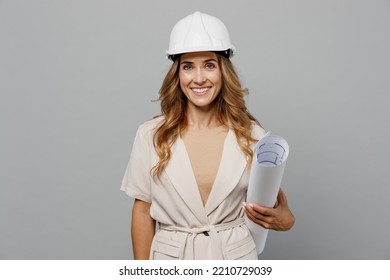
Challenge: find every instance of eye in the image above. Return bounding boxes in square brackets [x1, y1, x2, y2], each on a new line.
[205, 63, 216, 70]
[182, 64, 192, 70]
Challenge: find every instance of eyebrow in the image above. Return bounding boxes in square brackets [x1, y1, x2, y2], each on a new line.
[180, 58, 218, 65]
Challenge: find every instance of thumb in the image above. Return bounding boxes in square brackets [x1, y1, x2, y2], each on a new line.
[277, 188, 288, 207]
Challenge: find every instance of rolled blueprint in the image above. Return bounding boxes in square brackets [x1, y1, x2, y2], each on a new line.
[245, 133, 290, 254]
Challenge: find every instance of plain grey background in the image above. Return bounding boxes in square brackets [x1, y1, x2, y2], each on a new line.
[1, 0, 389, 260]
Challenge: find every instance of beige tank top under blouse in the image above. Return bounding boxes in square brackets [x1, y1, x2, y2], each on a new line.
[181, 125, 229, 206]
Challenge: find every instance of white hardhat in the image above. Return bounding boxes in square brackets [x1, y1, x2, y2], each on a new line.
[166, 11, 236, 60]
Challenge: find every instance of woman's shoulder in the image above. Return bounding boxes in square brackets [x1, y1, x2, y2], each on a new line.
[251, 121, 266, 140]
[137, 115, 165, 139]
[139, 115, 165, 130]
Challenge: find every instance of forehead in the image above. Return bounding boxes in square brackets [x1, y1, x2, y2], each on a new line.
[180, 51, 218, 62]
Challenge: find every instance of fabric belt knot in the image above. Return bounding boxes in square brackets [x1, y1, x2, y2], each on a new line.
[159, 217, 245, 259]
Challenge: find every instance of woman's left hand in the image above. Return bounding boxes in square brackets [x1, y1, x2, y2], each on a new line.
[243, 188, 295, 231]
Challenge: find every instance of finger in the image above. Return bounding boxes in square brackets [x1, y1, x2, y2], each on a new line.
[245, 209, 271, 229]
[244, 203, 268, 220]
[251, 203, 275, 216]
[244, 204, 274, 223]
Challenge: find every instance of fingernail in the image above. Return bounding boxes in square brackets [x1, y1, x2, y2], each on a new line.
[242, 202, 247, 207]
[248, 203, 254, 208]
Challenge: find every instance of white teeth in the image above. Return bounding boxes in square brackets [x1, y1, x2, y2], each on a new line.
[192, 87, 209, 93]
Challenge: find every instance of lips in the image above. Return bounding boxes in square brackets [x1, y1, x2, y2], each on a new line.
[191, 87, 211, 96]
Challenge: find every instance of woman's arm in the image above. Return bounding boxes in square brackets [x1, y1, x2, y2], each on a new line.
[131, 199, 156, 259]
[244, 188, 295, 231]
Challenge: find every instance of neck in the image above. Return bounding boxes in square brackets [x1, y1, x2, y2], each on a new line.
[185, 104, 222, 130]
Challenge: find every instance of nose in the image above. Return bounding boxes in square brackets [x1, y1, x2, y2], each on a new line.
[193, 68, 206, 85]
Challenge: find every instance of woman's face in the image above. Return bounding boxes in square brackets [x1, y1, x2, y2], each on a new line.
[179, 51, 222, 111]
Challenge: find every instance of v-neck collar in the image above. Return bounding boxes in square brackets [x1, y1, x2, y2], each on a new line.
[164, 128, 248, 221]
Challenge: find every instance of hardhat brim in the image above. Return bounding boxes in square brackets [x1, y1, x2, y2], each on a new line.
[166, 48, 235, 61]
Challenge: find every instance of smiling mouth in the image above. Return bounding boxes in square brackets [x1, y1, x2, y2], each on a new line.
[191, 87, 211, 95]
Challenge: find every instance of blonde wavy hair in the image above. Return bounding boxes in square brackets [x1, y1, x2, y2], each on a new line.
[152, 53, 261, 178]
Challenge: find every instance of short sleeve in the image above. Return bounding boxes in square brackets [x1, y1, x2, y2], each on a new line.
[120, 125, 152, 203]
[251, 122, 266, 141]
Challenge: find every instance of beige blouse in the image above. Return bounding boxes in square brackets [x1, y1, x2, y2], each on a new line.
[182, 126, 229, 206]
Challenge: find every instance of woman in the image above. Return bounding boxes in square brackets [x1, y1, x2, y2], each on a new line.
[121, 11, 295, 260]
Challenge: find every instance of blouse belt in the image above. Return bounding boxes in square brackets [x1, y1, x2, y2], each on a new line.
[159, 217, 245, 259]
